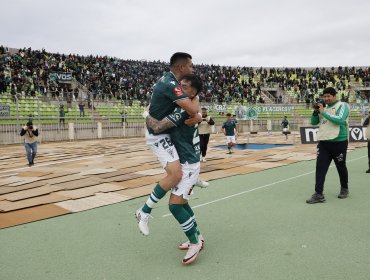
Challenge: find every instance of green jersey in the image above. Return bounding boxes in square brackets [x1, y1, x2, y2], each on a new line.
[222, 120, 237, 136]
[148, 72, 189, 134]
[166, 107, 200, 164]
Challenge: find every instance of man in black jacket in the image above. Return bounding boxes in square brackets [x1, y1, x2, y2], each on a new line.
[364, 111, 370, 173]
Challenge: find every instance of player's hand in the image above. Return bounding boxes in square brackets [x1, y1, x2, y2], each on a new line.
[185, 113, 202, 127]
[318, 104, 324, 113]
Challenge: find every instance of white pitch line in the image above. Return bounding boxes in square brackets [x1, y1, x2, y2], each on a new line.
[162, 155, 367, 218]
[0, 155, 105, 174]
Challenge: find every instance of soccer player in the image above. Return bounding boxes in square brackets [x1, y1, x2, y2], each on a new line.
[135, 53, 201, 236]
[146, 74, 205, 265]
[222, 113, 238, 154]
[281, 115, 289, 140]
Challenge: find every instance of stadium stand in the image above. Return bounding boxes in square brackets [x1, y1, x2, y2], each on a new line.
[0, 46, 369, 125]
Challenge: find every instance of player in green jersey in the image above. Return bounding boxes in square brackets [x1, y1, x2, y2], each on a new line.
[136, 53, 202, 236]
[145, 74, 205, 265]
[222, 113, 238, 154]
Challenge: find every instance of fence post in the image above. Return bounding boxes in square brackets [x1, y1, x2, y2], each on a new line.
[97, 122, 102, 138]
[267, 119, 272, 134]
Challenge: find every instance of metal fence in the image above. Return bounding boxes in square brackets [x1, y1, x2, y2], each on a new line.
[1, 97, 368, 145]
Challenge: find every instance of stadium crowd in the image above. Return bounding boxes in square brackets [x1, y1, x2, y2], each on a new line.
[1, 46, 370, 105]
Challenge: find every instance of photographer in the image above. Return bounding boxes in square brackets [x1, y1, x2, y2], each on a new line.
[198, 108, 215, 162]
[306, 87, 350, 204]
[363, 111, 370, 173]
[20, 121, 39, 166]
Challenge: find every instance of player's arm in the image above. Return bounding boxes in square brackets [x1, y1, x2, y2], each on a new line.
[145, 115, 175, 134]
[222, 124, 226, 135]
[20, 126, 27, 136]
[176, 96, 199, 116]
[311, 111, 320, 125]
[208, 117, 215, 125]
[234, 123, 238, 137]
[321, 103, 349, 125]
[184, 106, 202, 126]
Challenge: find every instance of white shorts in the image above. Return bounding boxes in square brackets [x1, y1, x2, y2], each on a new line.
[171, 162, 200, 200]
[146, 130, 179, 169]
[283, 127, 289, 132]
[226, 136, 236, 144]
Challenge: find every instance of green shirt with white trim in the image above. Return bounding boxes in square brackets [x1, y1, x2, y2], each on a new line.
[166, 107, 200, 164]
[148, 72, 189, 134]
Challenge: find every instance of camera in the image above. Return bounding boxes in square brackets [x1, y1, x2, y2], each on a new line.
[313, 100, 326, 110]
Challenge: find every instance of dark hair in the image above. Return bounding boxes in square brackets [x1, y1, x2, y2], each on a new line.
[170, 52, 192, 67]
[323, 87, 337, 96]
[201, 107, 207, 111]
[182, 74, 203, 94]
[226, 113, 232, 117]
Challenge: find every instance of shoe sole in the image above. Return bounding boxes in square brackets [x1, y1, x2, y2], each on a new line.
[182, 251, 201, 265]
[179, 240, 205, 250]
[306, 199, 326, 204]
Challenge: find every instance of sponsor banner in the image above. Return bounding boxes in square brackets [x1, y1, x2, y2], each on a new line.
[349, 103, 369, 117]
[300, 126, 368, 144]
[0, 104, 10, 117]
[49, 72, 72, 82]
[202, 104, 228, 113]
[235, 105, 295, 120]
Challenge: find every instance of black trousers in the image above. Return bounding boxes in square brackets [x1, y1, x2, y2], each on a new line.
[199, 134, 210, 157]
[368, 141, 370, 168]
[315, 140, 348, 194]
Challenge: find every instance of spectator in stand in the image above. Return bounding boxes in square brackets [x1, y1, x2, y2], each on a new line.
[78, 101, 85, 117]
[2, 46, 370, 105]
[59, 105, 66, 126]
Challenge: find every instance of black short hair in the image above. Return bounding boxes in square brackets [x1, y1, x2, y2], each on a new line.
[182, 74, 203, 94]
[226, 113, 232, 117]
[201, 107, 207, 111]
[323, 87, 337, 96]
[170, 52, 192, 67]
